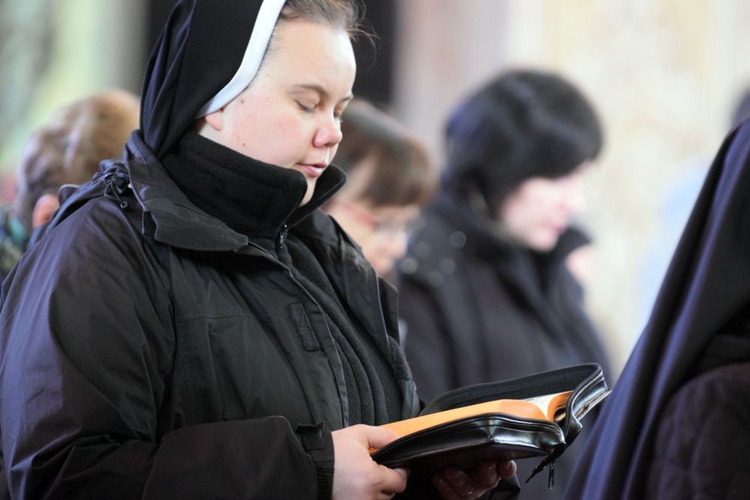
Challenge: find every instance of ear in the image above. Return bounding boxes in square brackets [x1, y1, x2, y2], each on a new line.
[32, 193, 60, 228]
[202, 108, 226, 132]
[195, 107, 228, 140]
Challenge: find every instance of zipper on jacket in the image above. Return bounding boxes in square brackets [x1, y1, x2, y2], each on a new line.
[277, 224, 292, 266]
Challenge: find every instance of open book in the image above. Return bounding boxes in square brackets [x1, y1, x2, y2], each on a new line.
[373, 390, 573, 447]
[371, 363, 609, 485]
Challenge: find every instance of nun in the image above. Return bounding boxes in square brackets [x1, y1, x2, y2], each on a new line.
[0, 1, 515, 498]
[566, 121, 750, 499]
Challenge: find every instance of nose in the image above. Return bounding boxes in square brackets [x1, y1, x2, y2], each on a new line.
[313, 114, 343, 149]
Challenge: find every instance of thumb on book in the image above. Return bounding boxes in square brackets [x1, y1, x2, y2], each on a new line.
[361, 424, 401, 450]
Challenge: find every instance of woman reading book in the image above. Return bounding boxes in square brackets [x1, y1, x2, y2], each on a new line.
[0, 1, 517, 498]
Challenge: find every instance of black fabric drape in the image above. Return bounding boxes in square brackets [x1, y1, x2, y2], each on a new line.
[140, 0, 263, 158]
[566, 121, 750, 499]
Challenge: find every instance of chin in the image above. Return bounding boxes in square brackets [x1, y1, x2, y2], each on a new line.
[373, 262, 393, 277]
[530, 237, 558, 252]
[299, 189, 314, 206]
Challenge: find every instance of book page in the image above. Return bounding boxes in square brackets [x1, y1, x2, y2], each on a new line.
[525, 390, 573, 422]
[375, 390, 574, 447]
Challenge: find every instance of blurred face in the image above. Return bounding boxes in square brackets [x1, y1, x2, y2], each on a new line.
[200, 19, 356, 205]
[498, 163, 589, 251]
[327, 197, 420, 277]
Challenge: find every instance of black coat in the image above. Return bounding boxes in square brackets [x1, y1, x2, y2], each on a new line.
[566, 122, 750, 499]
[0, 132, 420, 499]
[397, 192, 612, 499]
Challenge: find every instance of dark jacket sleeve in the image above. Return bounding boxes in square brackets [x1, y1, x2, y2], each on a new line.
[0, 205, 322, 499]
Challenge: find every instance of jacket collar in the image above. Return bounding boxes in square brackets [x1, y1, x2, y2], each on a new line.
[125, 131, 345, 251]
[431, 190, 576, 271]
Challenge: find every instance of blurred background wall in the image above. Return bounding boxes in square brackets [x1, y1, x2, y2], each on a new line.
[2, 0, 750, 374]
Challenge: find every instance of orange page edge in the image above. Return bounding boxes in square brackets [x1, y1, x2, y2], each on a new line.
[370, 391, 572, 454]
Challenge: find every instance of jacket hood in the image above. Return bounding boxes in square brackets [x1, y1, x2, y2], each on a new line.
[409, 191, 583, 280]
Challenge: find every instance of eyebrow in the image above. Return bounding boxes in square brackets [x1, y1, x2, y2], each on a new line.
[290, 83, 353, 104]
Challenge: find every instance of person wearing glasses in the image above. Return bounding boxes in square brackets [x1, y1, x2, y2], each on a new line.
[324, 98, 438, 281]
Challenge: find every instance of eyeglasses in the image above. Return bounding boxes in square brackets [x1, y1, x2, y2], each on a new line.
[328, 199, 418, 237]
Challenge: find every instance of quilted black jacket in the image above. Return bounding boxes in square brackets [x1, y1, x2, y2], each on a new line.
[646, 362, 750, 498]
[0, 132, 420, 499]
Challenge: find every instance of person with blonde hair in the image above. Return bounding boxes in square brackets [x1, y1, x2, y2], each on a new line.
[0, 89, 139, 279]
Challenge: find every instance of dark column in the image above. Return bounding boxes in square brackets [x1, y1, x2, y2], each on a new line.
[353, 0, 395, 108]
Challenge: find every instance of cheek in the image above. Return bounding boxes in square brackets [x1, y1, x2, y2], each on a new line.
[227, 109, 267, 155]
[501, 198, 531, 229]
[233, 116, 302, 166]
[524, 191, 560, 222]
[270, 119, 310, 163]
[503, 199, 545, 243]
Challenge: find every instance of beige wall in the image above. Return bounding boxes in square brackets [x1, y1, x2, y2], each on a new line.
[0, 0, 146, 191]
[393, 0, 750, 373]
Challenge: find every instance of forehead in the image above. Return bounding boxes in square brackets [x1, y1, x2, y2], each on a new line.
[262, 18, 356, 79]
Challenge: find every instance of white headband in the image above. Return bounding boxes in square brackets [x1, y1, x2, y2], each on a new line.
[196, 0, 286, 117]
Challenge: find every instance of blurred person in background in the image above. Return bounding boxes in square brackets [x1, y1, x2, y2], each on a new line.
[0, 89, 139, 280]
[567, 116, 750, 500]
[324, 98, 438, 281]
[396, 68, 613, 499]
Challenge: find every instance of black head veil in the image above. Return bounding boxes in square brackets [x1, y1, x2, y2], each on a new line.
[566, 121, 750, 498]
[140, 0, 284, 159]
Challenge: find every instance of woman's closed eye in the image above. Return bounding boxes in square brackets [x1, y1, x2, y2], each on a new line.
[334, 105, 347, 121]
[296, 100, 316, 113]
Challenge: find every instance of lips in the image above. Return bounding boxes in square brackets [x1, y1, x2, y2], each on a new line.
[298, 163, 327, 179]
[549, 219, 569, 234]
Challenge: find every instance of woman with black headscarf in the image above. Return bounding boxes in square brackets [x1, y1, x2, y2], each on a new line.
[396, 69, 613, 499]
[0, 1, 516, 498]
[565, 121, 750, 498]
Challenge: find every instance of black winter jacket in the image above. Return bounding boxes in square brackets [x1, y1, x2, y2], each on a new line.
[397, 192, 612, 499]
[0, 132, 420, 499]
